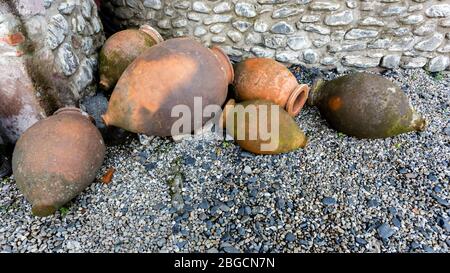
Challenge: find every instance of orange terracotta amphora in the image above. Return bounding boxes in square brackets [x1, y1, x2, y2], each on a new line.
[102, 37, 234, 136]
[233, 58, 309, 116]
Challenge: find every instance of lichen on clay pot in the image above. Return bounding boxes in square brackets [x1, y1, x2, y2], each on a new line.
[233, 58, 309, 117]
[308, 72, 427, 139]
[99, 25, 164, 91]
[12, 107, 105, 217]
[221, 99, 307, 155]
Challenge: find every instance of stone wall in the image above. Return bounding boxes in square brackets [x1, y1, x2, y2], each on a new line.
[102, 0, 450, 72]
[0, 0, 104, 143]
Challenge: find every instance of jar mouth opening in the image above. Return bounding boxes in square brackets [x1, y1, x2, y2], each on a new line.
[286, 84, 310, 117]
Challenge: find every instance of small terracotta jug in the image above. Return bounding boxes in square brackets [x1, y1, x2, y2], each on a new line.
[12, 107, 105, 217]
[233, 58, 309, 117]
[102, 37, 234, 137]
[99, 25, 164, 91]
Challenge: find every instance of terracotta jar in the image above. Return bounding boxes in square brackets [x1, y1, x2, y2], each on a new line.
[12, 107, 105, 217]
[221, 99, 307, 155]
[99, 25, 164, 91]
[102, 37, 234, 137]
[308, 72, 427, 139]
[233, 58, 309, 117]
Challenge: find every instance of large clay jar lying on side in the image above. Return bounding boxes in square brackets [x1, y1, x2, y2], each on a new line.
[308, 72, 427, 139]
[102, 37, 234, 137]
[99, 25, 164, 91]
[12, 107, 105, 217]
[221, 99, 307, 155]
[233, 58, 309, 117]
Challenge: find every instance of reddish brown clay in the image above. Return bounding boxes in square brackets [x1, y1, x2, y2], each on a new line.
[99, 25, 164, 91]
[233, 58, 309, 117]
[102, 37, 234, 136]
[12, 107, 105, 217]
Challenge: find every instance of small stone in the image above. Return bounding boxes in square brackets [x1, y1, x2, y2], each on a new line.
[427, 55, 450, 72]
[143, 0, 162, 10]
[157, 19, 171, 29]
[56, 43, 79, 76]
[303, 49, 318, 64]
[58, 1, 76, 15]
[345, 29, 379, 40]
[414, 22, 436, 36]
[400, 57, 427, 68]
[321, 57, 336, 65]
[172, 18, 188, 28]
[227, 30, 242, 42]
[192, 1, 210, 13]
[204, 15, 233, 25]
[232, 21, 252, 32]
[47, 14, 69, 49]
[415, 33, 445, 52]
[411, 242, 421, 249]
[380, 6, 407, 17]
[254, 20, 269, 33]
[44, 0, 53, 8]
[194, 26, 207, 37]
[368, 38, 391, 49]
[367, 198, 379, 208]
[355, 237, 367, 245]
[287, 36, 310, 50]
[285, 232, 296, 242]
[400, 14, 424, 25]
[377, 223, 395, 240]
[425, 4, 450, 18]
[222, 246, 240, 253]
[80, 0, 92, 18]
[264, 34, 287, 49]
[275, 51, 299, 63]
[304, 25, 330, 35]
[301, 15, 320, 23]
[245, 32, 262, 44]
[243, 166, 252, 175]
[322, 197, 336, 206]
[210, 24, 225, 34]
[324, 10, 353, 26]
[309, 1, 340, 11]
[251, 46, 275, 58]
[235, 2, 257, 18]
[272, 6, 303, 19]
[270, 21, 295, 34]
[213, 2, 232, 13]
[381, 55, 401, 69]
[342, 55, 381, 68]
[359, 17, 385, 27]
[431, 194, 450, 208]
[211, 36, 226, 43]
[392, 216, 401, 228]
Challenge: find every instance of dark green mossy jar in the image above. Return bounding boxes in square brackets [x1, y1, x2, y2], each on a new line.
[308, 72, 426, 139]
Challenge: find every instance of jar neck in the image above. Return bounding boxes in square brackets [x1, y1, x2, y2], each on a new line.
[139, 25, 164, 44]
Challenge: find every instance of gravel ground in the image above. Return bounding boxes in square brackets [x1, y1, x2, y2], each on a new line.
[0, 67, 449, 253]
